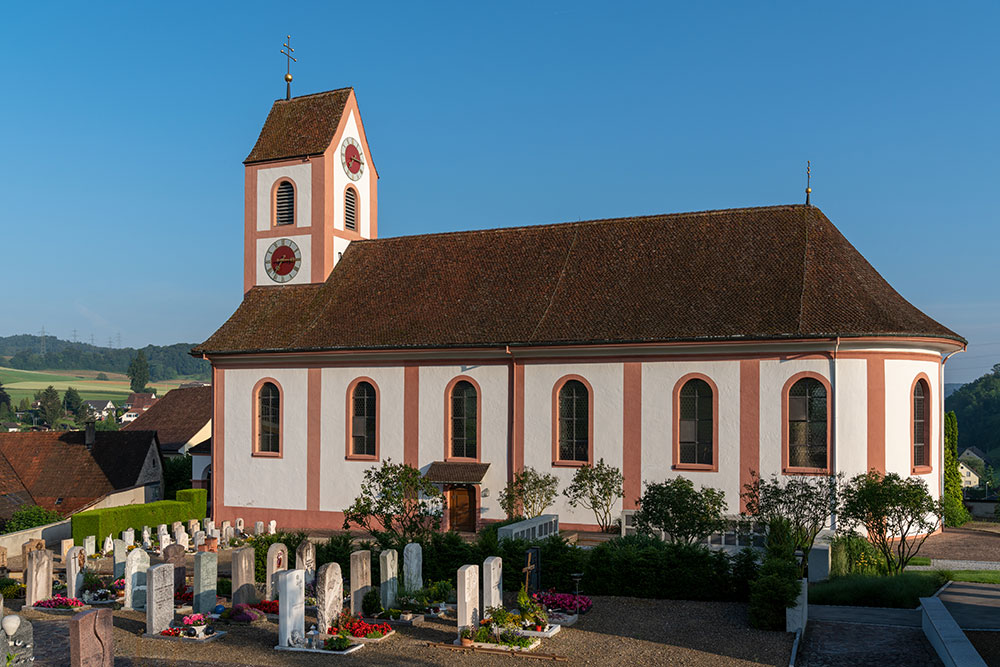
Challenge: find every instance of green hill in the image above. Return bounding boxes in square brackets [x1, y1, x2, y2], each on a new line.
[945, 363, 1000, 464]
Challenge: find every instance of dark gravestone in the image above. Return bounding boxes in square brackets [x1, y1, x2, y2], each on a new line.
[523, 547, 541, 595]
[162, 544, 187, 594]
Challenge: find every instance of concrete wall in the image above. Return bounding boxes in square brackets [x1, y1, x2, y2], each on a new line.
[0, 519, 71, 554]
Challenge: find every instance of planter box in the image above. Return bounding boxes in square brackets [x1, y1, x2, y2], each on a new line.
[516, 624, 560, 638]
[321, 629, 395, 644]
[547, 612, 578, 627]
[275, 643, 363, 655]
[362, 614, 424, 627]
[142, 630, 227, 642]
[454, 638, 541, 652]
[31, 605, 92, 614]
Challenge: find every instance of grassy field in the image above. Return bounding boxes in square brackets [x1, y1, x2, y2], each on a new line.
[0, 366, 196, 406]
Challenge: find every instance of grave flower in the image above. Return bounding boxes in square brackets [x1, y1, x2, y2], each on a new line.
[182, 613, 208, 627]
[34, 594, 85, 609]
[250, 599, 279, 614]
[160, 627, 183, 637]
[111, 578, 126, 593]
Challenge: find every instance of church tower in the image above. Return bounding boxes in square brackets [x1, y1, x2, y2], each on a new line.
[242, 87, 378, 293]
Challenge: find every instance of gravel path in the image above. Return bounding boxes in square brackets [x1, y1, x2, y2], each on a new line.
[797, 620, 943, 667]
[919, 528, 1000, 562]
[20, 596, 794, 666]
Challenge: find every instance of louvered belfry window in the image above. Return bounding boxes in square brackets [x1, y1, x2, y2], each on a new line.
[788, 378, 827, 468]
[679, 379, 713, 465]
[275, 181, 294, 226]
[352, 381, 377, 457]
[344, 187, 358, 231]
[558, 380, 589, 462]
[913, 380, 928, 467]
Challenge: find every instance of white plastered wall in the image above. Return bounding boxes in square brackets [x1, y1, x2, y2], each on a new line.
[832, 359, 869, 479]
[885, 359, 941, 498]
[319, 367, 405, 513]
[417, 364, 510, 521]
[224, 368, 309, 510]
[330, 110, 373, 238]
[256, 163, 313, 231]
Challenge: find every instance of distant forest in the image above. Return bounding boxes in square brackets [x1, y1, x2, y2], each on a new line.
[0, 334, 209, 381]
[945, 363, 1000, 464]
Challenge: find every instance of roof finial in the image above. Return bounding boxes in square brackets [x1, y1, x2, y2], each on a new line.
[281, 35, 297, 101]
[805, 160, 812, 206]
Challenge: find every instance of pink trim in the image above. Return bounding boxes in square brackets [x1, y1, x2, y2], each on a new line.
[211, 368, 224, 522]
[343, 183, 361, 233]
[307, 368, 322, 511]
[251, 377, 283, 458]
[404, 366, 419, 466]
[551, 374, 594, 468]
[867, 356, 886, 474]
[671, 373, 720, 472]
[310, 156, 325, 283]
[513, 362, 524, 479]
[781, 371, 832, 475]
[622, 363, 642, 509]
[444, 376, 482, 462]
[911, 373, 933, 475]
[739, 360, 760, 511]
[346, 377, 380, 461]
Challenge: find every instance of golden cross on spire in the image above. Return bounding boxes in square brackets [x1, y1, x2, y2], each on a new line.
[805, 160, 812, 206]
[281, 35, 297, 100]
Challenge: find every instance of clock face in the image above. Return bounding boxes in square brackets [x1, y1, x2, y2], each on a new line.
[264, 238, 301, 283]
[340, 137, 364, 180]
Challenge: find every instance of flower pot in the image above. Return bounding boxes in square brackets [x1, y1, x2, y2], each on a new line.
[460, 637, 473, 647]
[192, 625, 207, 638]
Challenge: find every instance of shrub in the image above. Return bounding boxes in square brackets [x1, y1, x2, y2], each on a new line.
[498, 467, 559, 518]
[943, 411, 971, 527]
[217, 578, 232, 596]
[71, 488, 207, 546]
[562, 459, 624, 532]
[3, 505, 63, 534]
[809, 570, 948, 608]
[830, 532, 887, 577]
[633, 477, 728, 544]
[251, 532, 306, 583]
[747, 518, 801, 631]
[362, 587, 383, 617]
[316, 533, 355, 574]
[164, 455, 193, 502]
[342, 459, 444, 542]
[731, 547, 761, 602]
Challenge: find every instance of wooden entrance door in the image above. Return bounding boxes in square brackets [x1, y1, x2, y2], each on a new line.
[449, 486, 475, 532]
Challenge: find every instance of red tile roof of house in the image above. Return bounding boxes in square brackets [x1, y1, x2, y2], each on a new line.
[0, 430, 159, 520]
[194, 205, 962, 356]
[245, 88, 352, 164]
[123, 386, 211, 453]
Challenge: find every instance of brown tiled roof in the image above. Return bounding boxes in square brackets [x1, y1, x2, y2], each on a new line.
[245, 88, 352, 164]
[424, 461, 491, 484]
[123, 386, 211, 453]
[0, 430, 159, 520]
[194, 205, 963, 355]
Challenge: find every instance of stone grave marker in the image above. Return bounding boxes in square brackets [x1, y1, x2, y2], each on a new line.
[25, 548, 53, 606]
[380, 549, 398, 611]
[268, 519, 277, 534]
[193, 551, 217, 615]
[457, 564, 480, 634]
[350, 550, 371, 615]
[295, 540, 316, 585]
[266, 542, 288, 601]
[171, 521, 182, 533]
[70, 607, 113, 667]
[193, 531, 205, 549]
[254, 521, 264, 536]
[221, 520, 231, 532]
[483, 556, 502, 611]
[83, 536, 96, 557]
[235, 518, 244, 534]
[66, 546, 86, 600]
[187, 519, 200, 536]
[316, 562, 343, 633]
[122, 528, 135, 547]
[403, 542, 423, 593]
[60, 539, 75, 561]
[112, 539, 127, 579]
[174, 528, 189, 551]
[205, 519, 215, 534]
[162, 544, 187, 593]
[524, 546, 541, 594]
[231, 546, 257, 605]
[141, 527, 152, 550]
[145, 563, 174, 636]
[102, 536, 113, 556]
[0, 546, 6, 569]
[276, 569, 305, 648]
[21, 538, 46, 566]
[124, 547, 150, 610]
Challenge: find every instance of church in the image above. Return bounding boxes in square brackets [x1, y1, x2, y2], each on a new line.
[194, 87, 965, 533]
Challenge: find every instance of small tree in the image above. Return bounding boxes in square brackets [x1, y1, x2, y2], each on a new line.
[498, 466, 559, 518]
[39, 385, 63, 426]
[748, 517, 801, 630]
[95, 413, 119, 431]
[74, 403, 95, 427]
[163, 454, 193, 500]
[741, 471, 839, 576]
[943, 411, 971, 526]
[63, 386, 83, 415]
[127, 351, 150, 393]
[562, 459, 623, 532]
[0, 381, 10, 412]
[633, 477, 727, 544]
[343, 459, 444, 542]
[3, 505, 62, 534]
[839, 471, 942, 574]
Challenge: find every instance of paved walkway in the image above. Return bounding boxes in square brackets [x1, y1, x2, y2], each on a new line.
[938, 582, 1000, 630]
[808, 605, 921, 627]
[797, 621, 942, 667]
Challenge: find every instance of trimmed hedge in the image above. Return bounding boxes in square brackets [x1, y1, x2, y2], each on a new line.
[71, 488, 208, 545]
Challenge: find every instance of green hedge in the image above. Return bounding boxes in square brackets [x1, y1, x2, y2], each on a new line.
[71, 488, 207, 545]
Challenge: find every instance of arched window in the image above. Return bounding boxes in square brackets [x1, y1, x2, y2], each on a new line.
[257, 382, 280, 453]
[351, 381, 377, 457]
[678, 379, 713, 466]
[275, 180, 294, 226]
[557, 379, 589, 462]
[450, 380, 477, 459]
[913, 378, 930, 471]
[787, 377, 827, 470]
[344, 186, 358, 231]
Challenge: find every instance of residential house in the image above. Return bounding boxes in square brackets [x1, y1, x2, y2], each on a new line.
[959, 446, 991, 469]
[123, 385, 211, 457]
[959, 461, 981, 488]
[81, 399, 116, 421]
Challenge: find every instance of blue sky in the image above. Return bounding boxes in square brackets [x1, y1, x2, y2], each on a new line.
[1, 2, 997, 383]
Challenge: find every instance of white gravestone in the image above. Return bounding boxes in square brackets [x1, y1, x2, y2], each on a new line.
[141, 527, 151, 550]
[66, 546, 86, 601]
[193, 531, 205, 549]
[112, 539, 127, 579]
[267, 520, 277, 535]
[124, 548, 150, 610]
[102, 536, 113, 556]
[483, 556, 502, 611]
[254, 521, 265, 536]
[457, 564, 480, 635]
[26, 549, 53, 607]
[276, 569, 305, 648]
[350, 550, 371, 615]
[122, 529, 135, 547]
[316, 562, 343, 633]
[380, 549, 398, 611]
[235, 518, 244, 534]
[205, 520, 215, 534]
[145, 563, 174, 636]
[295, 540, 316, 586]
[403, 542, 423, 593]
[266, 542, 287, 601]
[83, 535, 96, 557]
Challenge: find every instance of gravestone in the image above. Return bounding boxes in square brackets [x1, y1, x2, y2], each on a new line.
[483, 556, 502, 611]
[316, 562, 343, 633]
[112, 539, 127, 579]
[70, 607, 113, 667]
[232, 547, 257, 606]
[193, 551, 217, 615]
[21, 539, 46, 566]
[25, 549, 53, 606]
[295, 540, 316, 585]
[254, 521, 264, 536]
[141, 527, 152, 550]
[380, 549, 398, 611]
[162, 544, 186, 593]
[60, 539, 75, 561]
[268, 519, 277, 535]
[205, 536, 218, 553]
[276, 569, 305, 648]
[350, 550, 371, 615]
[204, 519, 214, 534]
[66, 547, 86, 600]
[122, 529, 135, 547]
[145, 564, 174, 635]
[124, 548, 149, 610]
[221, 520, 231, 533]
[174, 528, 189, 551]
[403, 542, 423, 592]
[83, 536, 96, 557]
[0, 546, 6, 568]
[221, 526, 233, 544]
[171, 521, 182, 533]
[266, 543, 288, 601]
[102, 536, 113, 556]
[187, 519, 200, 536]
[193, 531, 205, 549]
[524, 546, 541, 594]
[457, 564, 480, 634]
[235, 518, 244, 534]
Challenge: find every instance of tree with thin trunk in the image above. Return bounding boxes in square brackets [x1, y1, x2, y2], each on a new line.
[39, 385, 63, 427]
[499, 467, 559, 519]
[127, 351, 150, 393]
[562, 459, 624, 532]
